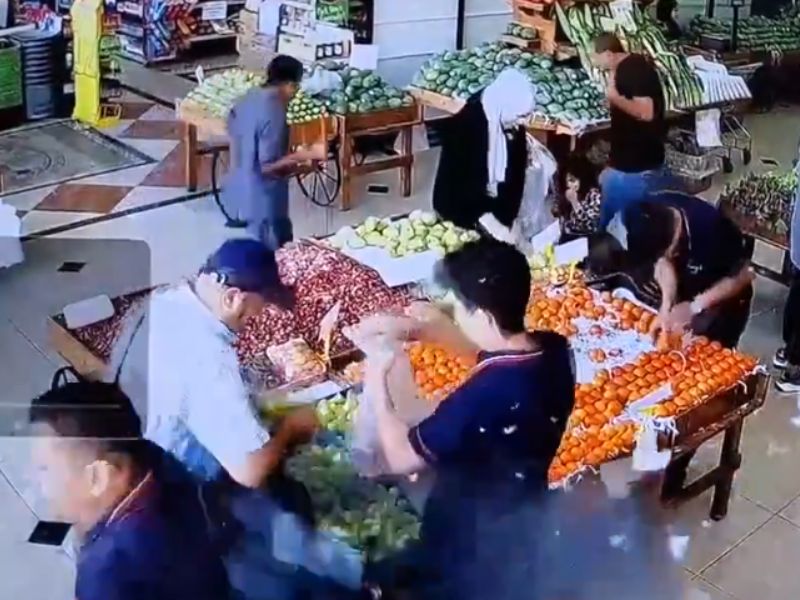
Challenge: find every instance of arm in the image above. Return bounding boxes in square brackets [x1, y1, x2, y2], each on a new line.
[370, 355, 426, 475]
[262, 145, 325, 178]
[649, 257, 679, 336]
[607, 90, 655, 122]
[693, 264, 755, 312]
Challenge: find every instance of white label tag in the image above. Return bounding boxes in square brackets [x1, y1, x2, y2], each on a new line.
[202, 0, 227, 20]
[530, 220, 561, 253]
[553, 237, 588, 266]
[695, 108, 722, 148]
[626, 382, 674, 415]
[632, 424, 671, 472]
[609, 0, 636, 31]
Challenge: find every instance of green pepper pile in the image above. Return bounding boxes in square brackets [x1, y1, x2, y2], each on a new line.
[719, 171, 797, 237]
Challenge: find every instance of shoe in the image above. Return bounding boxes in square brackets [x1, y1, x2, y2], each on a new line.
[773, 347, 788, 369]
[775, 367, 800, 393]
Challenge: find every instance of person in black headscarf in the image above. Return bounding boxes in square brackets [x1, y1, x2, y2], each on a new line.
[432, 69, 535, 241]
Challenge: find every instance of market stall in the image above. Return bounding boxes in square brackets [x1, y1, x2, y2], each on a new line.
[176, 65, 421, 212]
[48, 223, 768, 527]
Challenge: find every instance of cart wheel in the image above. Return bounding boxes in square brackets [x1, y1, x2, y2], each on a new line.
[297, 158, 342, 208]
[211, 149, 248, 229]
[722, 156, 734, 174]
[743, 148, 752, 165]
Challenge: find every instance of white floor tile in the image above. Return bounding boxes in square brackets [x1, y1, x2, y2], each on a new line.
[702, 516, 800, 600]
[3, 186, 57, 212]
[114, 185, 190, 212]
[22, 212, 97, 236]
[74, 164, 157, 188]
[122, 138, 181, 161]
[139, 104, 177, 121]
[0, 540, 75, 600]
[0, 471, 38, 543]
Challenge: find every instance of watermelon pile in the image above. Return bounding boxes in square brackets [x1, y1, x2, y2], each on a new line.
[310, 63, 415, 115]
[412, 42, 609, 125]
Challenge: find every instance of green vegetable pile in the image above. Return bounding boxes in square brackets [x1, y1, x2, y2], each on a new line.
[310, 63, 415, 115]
[287, 90, 327, 125]
[185, 69, 265, 117]
[690, 14, 800, 53]
[506, 22, 537, 40]
[286, 445, 421, 559]
[329, 210, 480, 257]
[558, 3, 704, 110]
[316, 392, 358, 434]
[412, 42, 609, 125]
[719, 171, 797, 238]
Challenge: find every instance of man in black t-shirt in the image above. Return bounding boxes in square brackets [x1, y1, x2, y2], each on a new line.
[592, 33, 671, 229]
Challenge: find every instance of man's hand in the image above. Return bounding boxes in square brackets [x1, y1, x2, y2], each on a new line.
[667, 302, 693, 333]
[280, 406, 319, 446]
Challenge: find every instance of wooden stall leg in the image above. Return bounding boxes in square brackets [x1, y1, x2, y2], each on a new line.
[339, 127, 353, 211]
[710, 420, 743, 521]
[400, 125, 413, 197]
[184, 122, 199, 192]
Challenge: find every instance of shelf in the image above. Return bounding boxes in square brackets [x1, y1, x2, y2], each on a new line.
[189, 32, 236, 43]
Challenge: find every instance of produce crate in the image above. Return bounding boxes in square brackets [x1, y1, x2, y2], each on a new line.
[338, 103, 422, 134]
[176, 99, 228, 137]
[289, 115, 337, 147]
[665, 146, 722, 175]
[719, 200, 790, 251]
[407, 87, 464, 115]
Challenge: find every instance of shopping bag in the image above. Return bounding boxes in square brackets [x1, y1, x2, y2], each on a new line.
[512, 134, 558, 251]
[0, 200, 23, 269]
[346, 322, 432, 477]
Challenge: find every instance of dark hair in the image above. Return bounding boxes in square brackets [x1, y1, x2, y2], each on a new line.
[622, 201, 678, 267]
[593, 33, 624, 54]
[30, 382, 151, 468]
[435, 238, 531, 334]
[555, 155, 601, 218]
[267, 55, 304, 86]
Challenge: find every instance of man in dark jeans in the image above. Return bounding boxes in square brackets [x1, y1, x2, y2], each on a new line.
[774, 180, 800, 392]
[591, 33, 671, 229]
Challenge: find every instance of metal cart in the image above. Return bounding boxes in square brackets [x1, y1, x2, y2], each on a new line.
[715, 62, 760, 173]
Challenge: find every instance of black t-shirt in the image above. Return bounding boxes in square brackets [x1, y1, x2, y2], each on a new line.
[610, 54, 666, 173]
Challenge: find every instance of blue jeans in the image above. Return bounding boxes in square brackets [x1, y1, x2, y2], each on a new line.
[598, 166, 674, 230]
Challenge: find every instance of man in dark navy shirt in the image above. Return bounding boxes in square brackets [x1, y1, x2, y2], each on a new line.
[29, 381, 229, 600]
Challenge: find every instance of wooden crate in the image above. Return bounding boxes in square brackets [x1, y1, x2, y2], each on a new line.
[408, 87, 464, 115]
[176, 99, 227, 137]
[288, 115, 337, 147]
[339, 103, 422, 134]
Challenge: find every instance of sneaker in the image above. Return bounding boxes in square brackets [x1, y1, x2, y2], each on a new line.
[773, 347, 788, 369]
[775, 367, 800, 393]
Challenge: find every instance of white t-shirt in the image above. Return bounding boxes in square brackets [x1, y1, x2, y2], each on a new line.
[107, 283, 269, 480]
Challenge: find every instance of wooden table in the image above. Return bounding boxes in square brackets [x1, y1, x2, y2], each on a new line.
[47, 284, 769, 520]
[177, 99, 422, 211]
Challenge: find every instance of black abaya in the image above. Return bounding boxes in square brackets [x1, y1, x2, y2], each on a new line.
[432, 95, 528, 230]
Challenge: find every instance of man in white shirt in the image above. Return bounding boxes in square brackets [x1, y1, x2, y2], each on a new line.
[107, 238, 316, 488]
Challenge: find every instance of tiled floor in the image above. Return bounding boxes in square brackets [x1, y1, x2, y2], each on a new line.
[2, 92, 800, 598]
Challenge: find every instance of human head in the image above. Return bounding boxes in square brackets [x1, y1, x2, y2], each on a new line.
[592, 33, 626, 71]
[434, 238, 531, 349]
[29, 382, 148, 528]
[620, 201, 681, 266]
[266, 55, 304, 102]
[561, 155, 600, 205]
[482, 68, 537, 129]
[196, 239, 294, 332]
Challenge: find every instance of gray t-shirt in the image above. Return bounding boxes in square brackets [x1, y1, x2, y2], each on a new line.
[223, 87, 290, 243]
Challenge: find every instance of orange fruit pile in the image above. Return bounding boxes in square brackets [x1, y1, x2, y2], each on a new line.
[549, 422, 638, 484]
[407, 342, 476, 402]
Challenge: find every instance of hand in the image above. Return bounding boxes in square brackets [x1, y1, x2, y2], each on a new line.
[299, 142, 326, 162]
[667, 302, 693, 333]
[352, 314, 415, 342]
[280, 406, 319, 445]
[606, 70, 619, 100]
[406, 302, 448, 324]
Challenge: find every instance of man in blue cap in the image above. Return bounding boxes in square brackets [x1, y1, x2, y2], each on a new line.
[107, 239, 362, 599]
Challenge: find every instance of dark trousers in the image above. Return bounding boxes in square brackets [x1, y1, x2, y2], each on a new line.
[783, 268, 800, 366]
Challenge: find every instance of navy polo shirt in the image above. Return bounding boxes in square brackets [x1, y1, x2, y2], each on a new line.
[409, 331, 575, 490]
[76, 469, 228, 600]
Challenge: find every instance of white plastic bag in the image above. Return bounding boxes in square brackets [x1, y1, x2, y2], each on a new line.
[0, 200, 23, 269]
[512, 134, 558, 251]
[301, 67, 343, 96]
[346, 324, 431, 477]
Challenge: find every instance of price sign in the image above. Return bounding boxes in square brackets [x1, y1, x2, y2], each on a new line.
[609, 0, 636, 32]
[201, 0, 227, 21]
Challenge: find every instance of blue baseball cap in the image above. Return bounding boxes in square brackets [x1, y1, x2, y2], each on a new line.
[200, 239, 294, 309]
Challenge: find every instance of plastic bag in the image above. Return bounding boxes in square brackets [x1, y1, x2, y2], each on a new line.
[266, 338, 326, 387]
[512, 134, 558, 251]
[301, 67, 343, 96]
[0, 200, 23, 269]
[346, 324, 431, 477]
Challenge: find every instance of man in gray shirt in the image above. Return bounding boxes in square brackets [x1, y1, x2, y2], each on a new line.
[223, 55, 324, 249]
